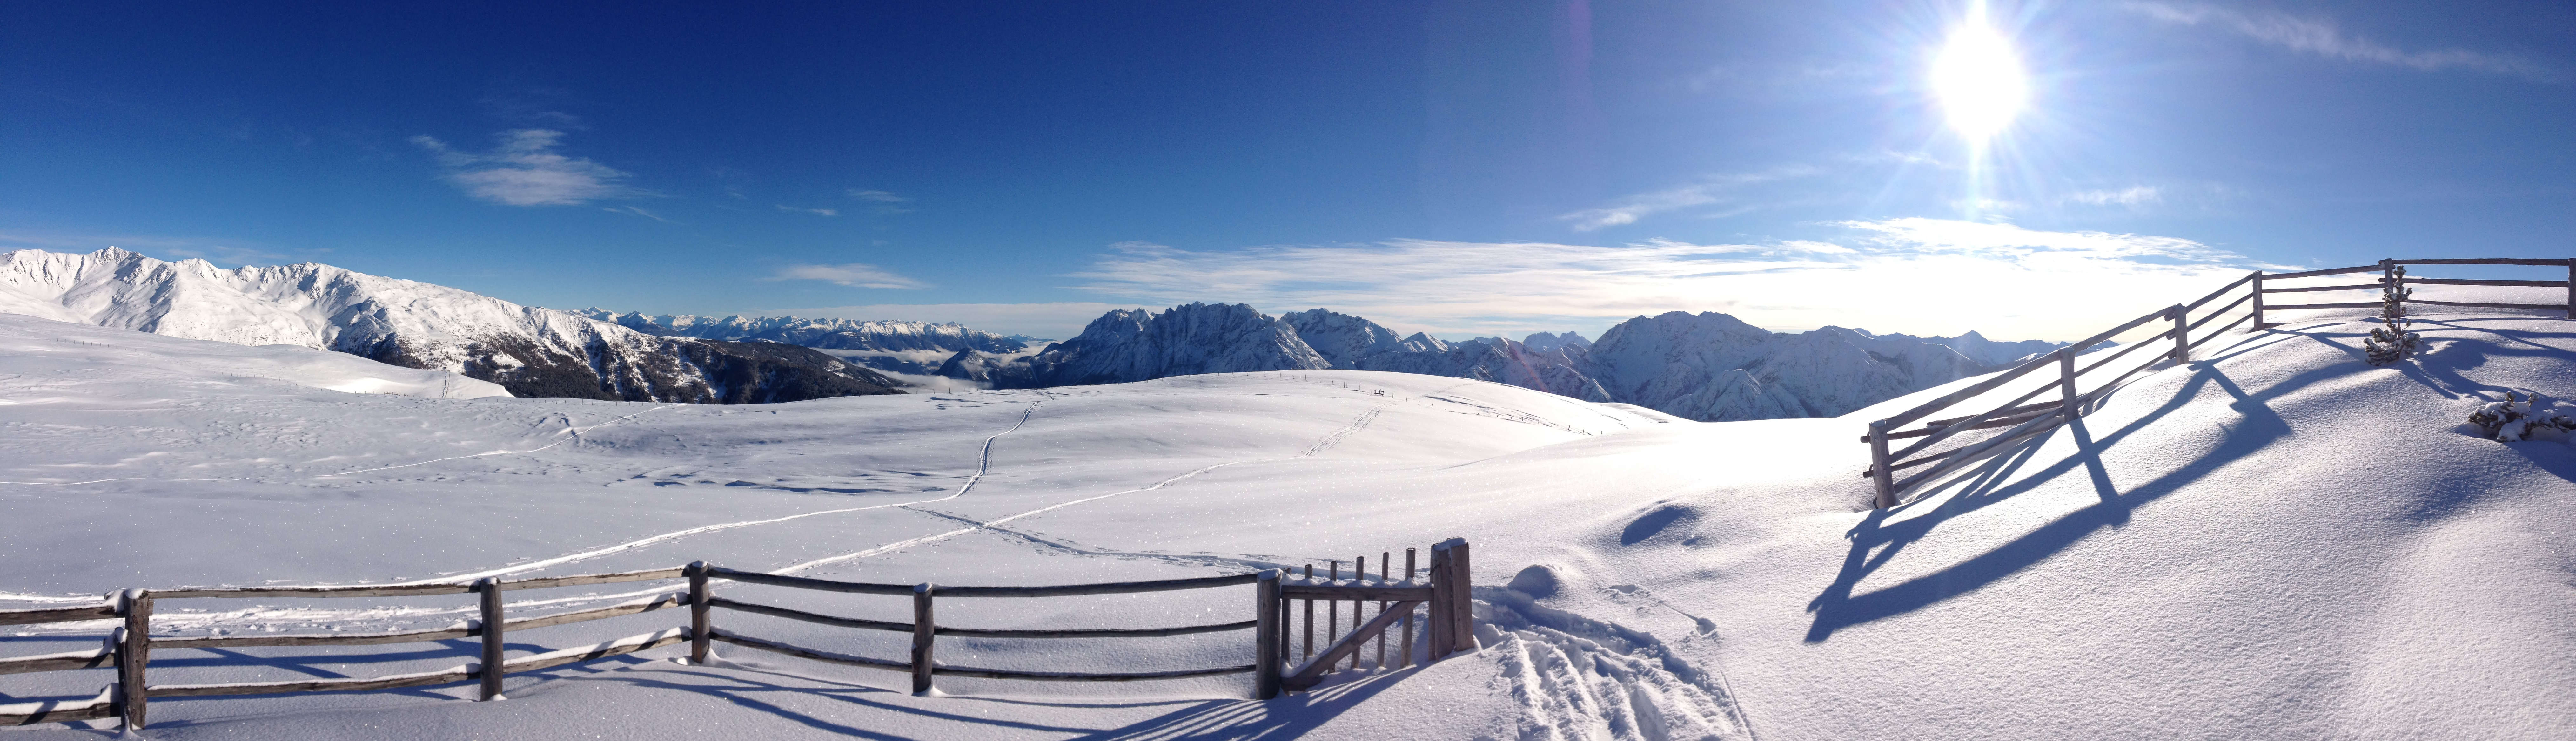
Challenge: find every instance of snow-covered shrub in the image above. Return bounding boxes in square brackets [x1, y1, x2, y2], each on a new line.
[2468, 391, 2576, 442]
[2363, 265, 2420, 366]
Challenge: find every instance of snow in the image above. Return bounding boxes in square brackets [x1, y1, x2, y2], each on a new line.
[0, 248, 897, 403]
[0, 314, 508, 402]
[3, 293, 2573, 739]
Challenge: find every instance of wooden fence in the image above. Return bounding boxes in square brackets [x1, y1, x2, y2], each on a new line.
[0, 539, 1476, 730]
[1862, 258, 2574, 508]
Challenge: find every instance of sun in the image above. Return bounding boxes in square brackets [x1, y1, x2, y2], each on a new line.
[1930, 5, 2028, 143]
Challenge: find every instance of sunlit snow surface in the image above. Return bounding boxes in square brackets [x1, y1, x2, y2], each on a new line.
[5, 299, 2574, 739]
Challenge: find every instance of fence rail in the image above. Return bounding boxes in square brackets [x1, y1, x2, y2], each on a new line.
[4, 540, 1479, 730]
[1862, 257, 2575, 508]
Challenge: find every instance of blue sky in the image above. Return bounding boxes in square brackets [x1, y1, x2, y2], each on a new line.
[4, 1, 2568, 340]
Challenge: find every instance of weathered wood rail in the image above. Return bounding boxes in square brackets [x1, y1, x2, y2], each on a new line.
[2, 539, 1479, 729]
[1861, 257, 2574, 508]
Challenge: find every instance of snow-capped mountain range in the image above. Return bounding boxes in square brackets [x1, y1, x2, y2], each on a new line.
[0, 248, 2073, 418]
[576, 311, 1030, 353]
[0, 248, 902, 403]
[574, 310, 1034, 377]
[939, 303, 2080, 422]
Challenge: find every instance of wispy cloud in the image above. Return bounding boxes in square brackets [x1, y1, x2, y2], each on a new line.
[1558, 165, 1818, 231]
[604, 205, 675, 222]
[776, 205, 839, 217]
[2063, 186, 2163, 207]
[848, 189, 909, 203]
[1069, 222, 2276, 341]
[769, 263, 930, 289]
[2125, 2, 2559, 81]
[410, 129, 636, 206]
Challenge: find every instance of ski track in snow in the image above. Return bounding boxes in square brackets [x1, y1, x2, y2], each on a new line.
[416, 400, 1047, 584]
[20, 378, 1432, 624]
[766, 381, 1463, 574]
[0, 403, 686, 486]
[0, 401, 1043, 616]
[1481, 592, 1759, 741]
[8, 378, 1561, 641]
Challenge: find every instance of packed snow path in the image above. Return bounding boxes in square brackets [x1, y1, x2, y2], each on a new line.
[6, 306, 2575, 738]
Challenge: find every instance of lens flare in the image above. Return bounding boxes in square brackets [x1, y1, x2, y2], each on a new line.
[1930, 7, 2027, 143]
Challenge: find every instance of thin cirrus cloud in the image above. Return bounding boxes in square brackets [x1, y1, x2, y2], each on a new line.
[1558, 165, 1820, 231]
[1069, 220, 2275, 342]
[769, 262, 930, 289]
[410, 129, 638, 206]
[604, 205, 675, 223]
[776, 205, 839, 217]
[2063, 187, 2163, 207]
[2124, 2, 2559, 81]
[847, 189, 909, 202]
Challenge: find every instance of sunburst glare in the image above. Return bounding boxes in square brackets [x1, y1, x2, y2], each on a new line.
[1930, 3, 2028, 144]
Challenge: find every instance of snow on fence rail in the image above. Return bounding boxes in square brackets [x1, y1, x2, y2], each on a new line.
[1862, 257, 2575, 508]
[0, 539, 1478, 730]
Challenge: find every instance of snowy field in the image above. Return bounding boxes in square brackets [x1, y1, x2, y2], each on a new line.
[5, 296, 2575, 739]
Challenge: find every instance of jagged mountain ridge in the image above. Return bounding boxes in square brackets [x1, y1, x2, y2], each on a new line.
[574, 310, 1032, 377]
[0, 248, 902, 403]
[940, 303, 2073, 422]
[576, 310, 1027, 353]
[940, 303, 1329, 387]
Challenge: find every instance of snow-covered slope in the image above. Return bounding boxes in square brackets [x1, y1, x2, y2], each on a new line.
[948, 303, 2057, 422]
[0, 248, 902, 403]
[0, 312, 509, 399]
[4, 302, 2570, 739]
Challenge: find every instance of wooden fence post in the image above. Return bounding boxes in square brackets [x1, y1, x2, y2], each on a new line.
[1253, 569, 1282, 699]
[1349, 555, 1365, 672]
[2565, 258, 2573, 320]
[911, 583, 935, 696]
[1445, 539, 1474, 656]
[1326, 561, 1339, 656]
[1867, 421, 1896, 509]
[2250, 271, 2266, 329]
[1375, 551, 1389, 671]
[688, 561, 712, 665]
[1300, 564, 1314, 662]
[1425, 547, 1451, 661]
[117, 588, 149, 730]
[1400, 548, 1417, 669]
[2057, 348, 2080, 422]
[2167, 305, 2190, 363]
[478, 577, 505, 701]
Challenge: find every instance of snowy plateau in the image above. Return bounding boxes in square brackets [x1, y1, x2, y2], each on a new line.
[2, 260, 2573, 738]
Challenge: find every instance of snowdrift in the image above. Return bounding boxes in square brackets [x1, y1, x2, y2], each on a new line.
[2, 301, 2570, 739]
